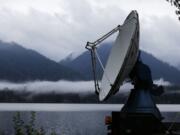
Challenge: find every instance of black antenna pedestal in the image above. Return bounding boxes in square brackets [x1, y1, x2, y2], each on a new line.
[121, 60, 163, 120]
[121, 88, 162, 120]
[111, 61, 166, 134]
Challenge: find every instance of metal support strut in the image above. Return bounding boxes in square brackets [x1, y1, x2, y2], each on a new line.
[85, 25, 121, 95]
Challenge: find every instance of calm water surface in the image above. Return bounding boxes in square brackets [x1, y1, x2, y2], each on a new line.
[0, 104, 179, 135]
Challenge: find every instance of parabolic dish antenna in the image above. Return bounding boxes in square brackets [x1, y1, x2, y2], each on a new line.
[85, 11, 167, 134]
[99, 11, 140, 101]
[85, 10, 140, 101]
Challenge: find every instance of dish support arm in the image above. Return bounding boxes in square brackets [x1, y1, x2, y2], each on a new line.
[85, 25, 122, 95]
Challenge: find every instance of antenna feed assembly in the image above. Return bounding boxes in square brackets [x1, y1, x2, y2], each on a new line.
[85, 25, 122, 95]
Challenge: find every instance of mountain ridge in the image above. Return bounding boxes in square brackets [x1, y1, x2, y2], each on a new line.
[60, 43, 180, 84]
[0, 40, 83, 82]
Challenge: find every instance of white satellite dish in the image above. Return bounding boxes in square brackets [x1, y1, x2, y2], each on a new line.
[86, 10, 139, 101]
[99, 11, 140, 101]
[85, 11, 168, 132]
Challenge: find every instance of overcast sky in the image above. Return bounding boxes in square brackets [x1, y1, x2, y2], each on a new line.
[0, 0, 179, 67]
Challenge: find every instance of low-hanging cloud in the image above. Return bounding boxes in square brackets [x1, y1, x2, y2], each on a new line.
[154, 78, 171, 86]
[0, 80, 95, 94]
[0, 78, 171, 95]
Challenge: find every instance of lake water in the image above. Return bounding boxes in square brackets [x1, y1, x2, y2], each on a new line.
[0, 104, 180, 135]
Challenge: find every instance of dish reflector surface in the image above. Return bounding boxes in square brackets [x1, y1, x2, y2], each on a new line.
[99, 10, 140, 101]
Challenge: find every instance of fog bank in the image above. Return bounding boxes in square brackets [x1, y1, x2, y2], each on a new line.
[0, 80, 94, 94]
[0, 78, 170, 94]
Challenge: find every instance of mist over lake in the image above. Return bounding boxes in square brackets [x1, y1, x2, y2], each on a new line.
[0, 79, 170, 93]
[0, 79, 178, 103]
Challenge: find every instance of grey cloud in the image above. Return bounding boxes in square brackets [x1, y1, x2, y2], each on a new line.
[0, 2, 126, 61]
[0, 0, 179, 68]
[140, 15, 180, 67]
[0, 8, 80, 60]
